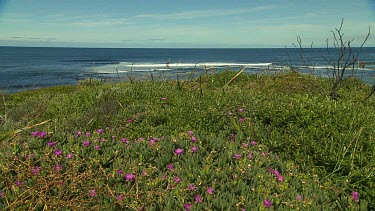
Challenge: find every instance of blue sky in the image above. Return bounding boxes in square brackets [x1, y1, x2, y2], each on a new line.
[0, 0, 374, 48]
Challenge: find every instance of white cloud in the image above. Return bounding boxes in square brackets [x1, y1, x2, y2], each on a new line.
[121, 38, 166, 43]
[68, 18, 128, 27]
[134, 5, 277, 20]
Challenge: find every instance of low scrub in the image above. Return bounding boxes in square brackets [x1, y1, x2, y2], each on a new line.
[0, 71, 374, 209]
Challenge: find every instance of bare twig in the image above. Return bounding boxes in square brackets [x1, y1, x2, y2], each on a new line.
[364, 83, 375, 101]
[327, 19, 370, 99]
[2, 95, 6, 123]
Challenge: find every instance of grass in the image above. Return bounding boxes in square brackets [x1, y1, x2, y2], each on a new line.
[0, 70, 374, 210]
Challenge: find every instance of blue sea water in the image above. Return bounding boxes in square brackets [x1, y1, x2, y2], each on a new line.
[0, 46, 374, 93]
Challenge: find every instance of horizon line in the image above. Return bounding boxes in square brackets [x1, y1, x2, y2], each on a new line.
[1, 45, 375, 49]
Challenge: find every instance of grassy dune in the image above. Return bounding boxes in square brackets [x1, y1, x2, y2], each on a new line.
[0, 71, 374, 210]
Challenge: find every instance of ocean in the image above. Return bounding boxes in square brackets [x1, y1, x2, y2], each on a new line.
[0, 46, 374, 93]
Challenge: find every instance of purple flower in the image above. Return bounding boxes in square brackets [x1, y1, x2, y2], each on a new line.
[277, 174, 285, 182]
[76, 131, 82, 136]
[149, 139, 155, 146]
[124, 174, 135, 181]
[191, 136, 197, 142]
[117, 169, 123, 175]
[0, 191, 4, 198]
[97, 129, 104, 134]
[297, 195, 302, 201]
[54, 164, 63, 171]
[66, 153, 73, 159]
[167, 164, 174, 170]
[238, 108, 244, 113]
[32, 131, 39, 137]
[239, 118, 244, 122]
[117, 195, 124, 201]
[53, 149, 62, 156]
[15, 181, 22, 187]
[191, 146, 198, 153]
[352, 191, 360, 202]
[230, 134, 236, 141]
[188, 184, 196, 191]
[38, 132, 47, 138]
[195, 194, 202, 203]
[233, 154, 241, 159]
[264, 200, 273, 208]
[121, 138, 129, 144]
[85, 132, 91, 137]
[83, 141, 91, 147]
[174, 148, 184, 155]
[184, 203, 192, 211]
[25, 154, 34, 159]
[207, 187, 214, 194]
[251, 141, 257, 146]
[32, 131, 47, 138]
[242, 143, 248, 148]
[262, 152, 267, 157]
[32, 166, 41, 175]
[162, 97, 167, 101]
[94, 145, 100, 151]
[247, 153, 253, 159]
[89, 189, 97, 197]
[127, 119, 133, 123]
[173, 176, 181, 184]
[187, 130, 194, 136]
[47, 141, 56, 147]
[273, 169, 280, 176]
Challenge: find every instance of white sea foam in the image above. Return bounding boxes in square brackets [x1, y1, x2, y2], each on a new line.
[118, 62, 272, 69]
[152, 68, 173, 71]
[92, 62, 373, 76]
[87, 62, 275, 75]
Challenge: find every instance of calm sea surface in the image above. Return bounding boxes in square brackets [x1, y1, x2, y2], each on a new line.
[0, 47, 374, 93]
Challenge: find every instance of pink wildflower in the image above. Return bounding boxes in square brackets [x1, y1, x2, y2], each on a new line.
[264, 199, 273, 208]
[124, 174, 135, 181]
[233, 154, 241, 159]
[352, 191, 360, 202]
[207, 187, 214, 194]
[89, 189, 97, 197]
[195, 194, 202, 203]
[174, 148, 184, 155]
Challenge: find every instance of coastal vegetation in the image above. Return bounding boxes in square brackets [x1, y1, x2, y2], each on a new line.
[0, 70, 374, 210]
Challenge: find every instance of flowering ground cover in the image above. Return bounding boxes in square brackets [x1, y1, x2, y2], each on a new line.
[0, 71, 374, 210]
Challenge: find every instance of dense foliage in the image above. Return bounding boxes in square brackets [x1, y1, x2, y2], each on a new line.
[0, 71, 374, 210]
